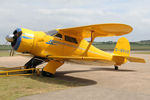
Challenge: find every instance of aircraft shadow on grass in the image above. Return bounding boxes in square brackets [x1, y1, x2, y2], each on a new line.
[27, 67, 135, 87]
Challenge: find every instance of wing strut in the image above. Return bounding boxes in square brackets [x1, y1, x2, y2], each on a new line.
[82, 30, 96, 56]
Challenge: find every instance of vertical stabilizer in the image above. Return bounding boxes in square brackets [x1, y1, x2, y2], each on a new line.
[113, 37, 130, 56]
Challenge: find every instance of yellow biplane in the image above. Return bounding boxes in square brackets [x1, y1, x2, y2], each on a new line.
[6, 23, 145, 77]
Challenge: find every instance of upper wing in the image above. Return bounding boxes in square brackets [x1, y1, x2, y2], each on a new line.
[58, 23, 133, 38]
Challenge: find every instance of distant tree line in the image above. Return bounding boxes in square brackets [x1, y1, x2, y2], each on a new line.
[93, 40, 150, 45]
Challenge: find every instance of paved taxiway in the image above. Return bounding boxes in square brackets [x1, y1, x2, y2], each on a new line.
[0, 54, 150, 100]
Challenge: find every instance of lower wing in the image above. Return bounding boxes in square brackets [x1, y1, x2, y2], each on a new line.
[47, 56, 115, 66]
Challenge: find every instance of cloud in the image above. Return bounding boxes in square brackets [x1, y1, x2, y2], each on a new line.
[0, 0, 150, 44]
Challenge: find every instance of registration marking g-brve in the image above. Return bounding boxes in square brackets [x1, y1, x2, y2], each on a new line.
[115, 48, 129, 54]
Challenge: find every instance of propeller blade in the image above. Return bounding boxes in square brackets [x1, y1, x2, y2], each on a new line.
[9, 49, 15, 56]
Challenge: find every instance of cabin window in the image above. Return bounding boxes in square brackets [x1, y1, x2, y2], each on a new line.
[65, 35, 78, 44]
[46, 30, 58, 36]
[54, 33, 62, 39]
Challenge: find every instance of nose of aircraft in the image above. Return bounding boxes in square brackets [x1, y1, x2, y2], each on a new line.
[6, 34, 14, 42]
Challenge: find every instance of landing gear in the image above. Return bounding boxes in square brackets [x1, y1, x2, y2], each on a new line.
[42, 70, 54, 78]
[114, 66, 119, 70]
[24, 56, 46, 73]
[25, 58, 63, 77]
[41, 60, 63, 78]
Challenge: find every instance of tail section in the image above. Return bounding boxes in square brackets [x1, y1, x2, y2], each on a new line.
[113, 37, 145, 65]
[113, 37, 130, 56]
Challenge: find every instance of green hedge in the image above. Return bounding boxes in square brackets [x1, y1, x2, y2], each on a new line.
[0, 45, 11, 50]
[0, 42, 150, 51]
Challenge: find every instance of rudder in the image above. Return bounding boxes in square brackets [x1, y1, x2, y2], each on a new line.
[113, 37, 145, 65]
[113, 37, 130, 56]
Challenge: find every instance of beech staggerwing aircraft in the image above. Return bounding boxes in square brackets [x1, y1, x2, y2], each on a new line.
[6, 23, 145, 77]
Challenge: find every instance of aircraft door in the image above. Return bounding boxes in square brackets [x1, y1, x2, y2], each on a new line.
[44, 33, 64, 56]
[62, 35, 81, 56]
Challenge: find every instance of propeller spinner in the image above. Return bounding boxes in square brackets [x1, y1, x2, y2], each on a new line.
[5, 28, 22, 56]
[5, 34, 14, 42]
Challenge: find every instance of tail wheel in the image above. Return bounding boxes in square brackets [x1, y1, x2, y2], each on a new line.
[114, 66, 119, 70]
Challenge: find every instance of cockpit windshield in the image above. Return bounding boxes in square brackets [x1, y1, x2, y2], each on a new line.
[45, 29, 58, 36]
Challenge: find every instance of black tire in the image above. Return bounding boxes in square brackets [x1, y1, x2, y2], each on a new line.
[42, 70, 54, 78]
[24, 57, 45, 73]
[115, 66, 119, 70]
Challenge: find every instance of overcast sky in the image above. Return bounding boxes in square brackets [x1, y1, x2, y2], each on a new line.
[0, 0, 150, 44]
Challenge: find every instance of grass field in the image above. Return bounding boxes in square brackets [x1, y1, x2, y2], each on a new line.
[0, 74, 84, 100]
[0, 45, 11, 50]
[0, 50, 75, 100]
[0, 50, 10, 57]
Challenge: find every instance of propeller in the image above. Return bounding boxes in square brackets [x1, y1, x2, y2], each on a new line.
[5, 34, 15, 56]
[3, 41, 14, 56]
[9, 49, 14, 56]
[5, 29, 22, 56]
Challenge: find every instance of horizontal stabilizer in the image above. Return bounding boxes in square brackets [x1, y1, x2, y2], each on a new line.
[126, 56, 146, 63]
[113, 55, 146, 63]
